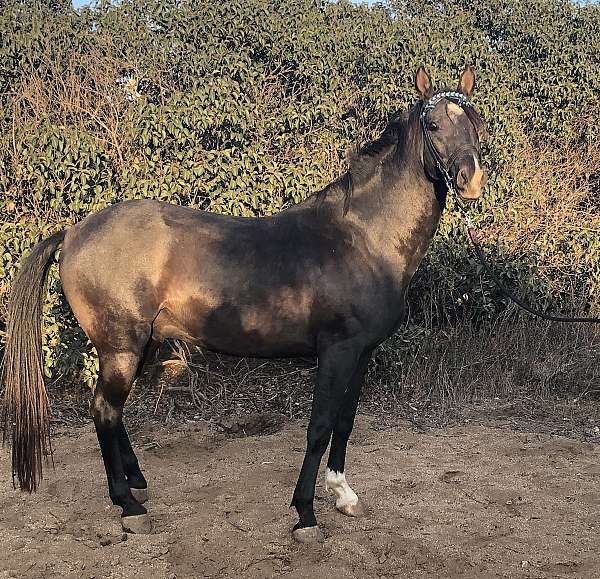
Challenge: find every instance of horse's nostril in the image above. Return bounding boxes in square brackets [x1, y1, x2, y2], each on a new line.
[457, 168, 469, 188]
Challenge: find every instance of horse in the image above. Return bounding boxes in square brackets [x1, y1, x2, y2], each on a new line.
[2, 66, 487, 543]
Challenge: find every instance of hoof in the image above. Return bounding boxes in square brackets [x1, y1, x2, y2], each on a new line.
[121, 513, 153, 534]
[292, 526, 324, 544]
[130, 487, 149, 504]
[336, 499, 366, 518]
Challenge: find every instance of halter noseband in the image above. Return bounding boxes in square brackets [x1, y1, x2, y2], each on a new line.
[419, 91, 477, 207]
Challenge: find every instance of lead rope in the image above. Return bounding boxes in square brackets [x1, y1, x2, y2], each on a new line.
[457, 205, 600, 324]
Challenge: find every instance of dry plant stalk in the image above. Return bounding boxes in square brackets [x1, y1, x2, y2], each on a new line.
[482, 116, 600, 294]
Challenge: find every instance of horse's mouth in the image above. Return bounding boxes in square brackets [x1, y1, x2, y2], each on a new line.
[457, 187, 482, 201]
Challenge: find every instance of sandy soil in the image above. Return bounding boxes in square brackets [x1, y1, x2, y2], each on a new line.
[0, 414, 599, 578]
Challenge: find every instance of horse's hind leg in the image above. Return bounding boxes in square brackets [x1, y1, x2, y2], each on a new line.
[116, 338, 161, 504]
[91, 348, 151, 533]
[326, 349, 372, 517]
[117, 422, 148, 503]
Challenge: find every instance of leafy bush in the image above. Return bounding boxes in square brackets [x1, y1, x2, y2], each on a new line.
[0, 0, 598, 386]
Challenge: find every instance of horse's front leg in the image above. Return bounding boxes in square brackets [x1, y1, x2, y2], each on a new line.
[325, 349, 372, 517]
[290, 336, 367, 543]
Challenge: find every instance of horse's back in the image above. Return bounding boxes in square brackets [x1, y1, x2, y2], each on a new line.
[58, 199, 324, 354]
[58, 198, 395, 357]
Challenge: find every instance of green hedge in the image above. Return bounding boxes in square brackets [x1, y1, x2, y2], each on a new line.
[1, 0, 598, 386]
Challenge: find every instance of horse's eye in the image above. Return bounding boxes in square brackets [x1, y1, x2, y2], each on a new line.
[427, 121, 439, 131]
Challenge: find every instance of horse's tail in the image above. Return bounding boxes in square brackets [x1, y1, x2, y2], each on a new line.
[1, 230, 66, 492]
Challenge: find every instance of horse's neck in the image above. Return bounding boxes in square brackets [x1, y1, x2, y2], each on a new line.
[349, 155, 441, 281]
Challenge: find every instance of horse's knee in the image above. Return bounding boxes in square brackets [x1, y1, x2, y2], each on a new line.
[92, 352, 139, 429]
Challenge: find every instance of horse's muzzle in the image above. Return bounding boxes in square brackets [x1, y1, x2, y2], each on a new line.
[455, 155, 487, 200]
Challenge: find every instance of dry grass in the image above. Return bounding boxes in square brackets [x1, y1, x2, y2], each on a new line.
[372, 316, 600, 416]
[479, 113, 600, 298]
[11, 56, 137, 172]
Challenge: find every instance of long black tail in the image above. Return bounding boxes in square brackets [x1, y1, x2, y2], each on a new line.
[1, 230, 66, 491]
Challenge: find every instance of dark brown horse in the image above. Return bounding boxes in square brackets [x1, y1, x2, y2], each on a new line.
[2, 66, 486, 542]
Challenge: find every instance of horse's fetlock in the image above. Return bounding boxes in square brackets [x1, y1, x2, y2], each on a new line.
[126, 472, 147, 488]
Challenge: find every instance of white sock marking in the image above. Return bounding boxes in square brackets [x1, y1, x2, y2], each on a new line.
[325, 468, 359, 508]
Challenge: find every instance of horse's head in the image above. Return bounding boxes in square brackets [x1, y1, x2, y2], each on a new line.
[415, 66, 487, 202]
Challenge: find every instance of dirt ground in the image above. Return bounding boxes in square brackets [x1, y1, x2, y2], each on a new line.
[0, 413, 599, 579]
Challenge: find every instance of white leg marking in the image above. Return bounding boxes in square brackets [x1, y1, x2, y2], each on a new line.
[325, 468, 358, 509]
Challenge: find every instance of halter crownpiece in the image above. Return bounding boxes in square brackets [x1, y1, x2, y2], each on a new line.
[420, 91, 473, 121]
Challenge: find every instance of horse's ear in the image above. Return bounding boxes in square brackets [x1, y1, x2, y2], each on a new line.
[457, 65, 475, 97]
[415, 66, 433, 99]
